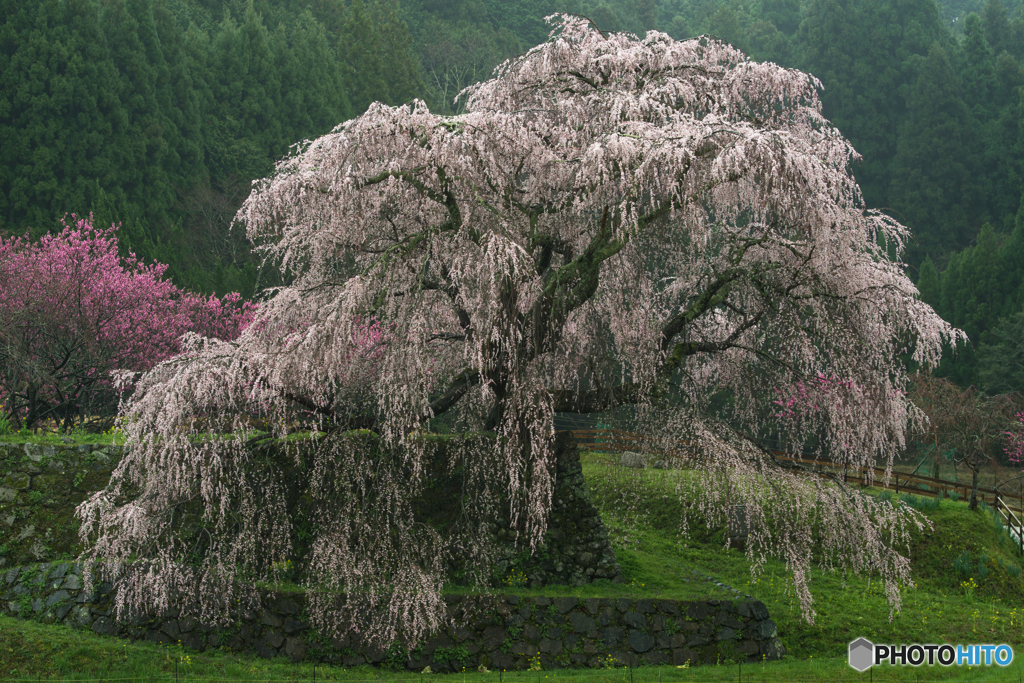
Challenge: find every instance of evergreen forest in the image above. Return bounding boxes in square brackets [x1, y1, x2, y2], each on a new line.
[1, 0, 1023, 391]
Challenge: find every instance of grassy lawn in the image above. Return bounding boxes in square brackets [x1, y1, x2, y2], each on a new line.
[2, 613, 1023, 681]
[581, 451, 1024, 657]
[3, 442, 1024, 680]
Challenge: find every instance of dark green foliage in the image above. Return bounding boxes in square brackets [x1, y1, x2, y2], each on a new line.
[0, 0, 414, 297]
[930, 216, 1024, 389]
[1, 0, 1022, 383]
[917, 256, 940, 308]
[890, 44, 977, 260]
[977, 310, 1024, 394]
[981, 0, 1011, 53]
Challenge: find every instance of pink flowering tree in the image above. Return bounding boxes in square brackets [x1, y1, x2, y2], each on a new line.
[907, 374, 1020, 510]
[0, 215, 254, 431]
[78, 16, 965, 644]
[1003, 412, 1024, 467]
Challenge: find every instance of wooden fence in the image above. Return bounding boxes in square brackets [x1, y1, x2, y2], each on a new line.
[996, 495, 1024, 557]
[569, 428, 1024, 520]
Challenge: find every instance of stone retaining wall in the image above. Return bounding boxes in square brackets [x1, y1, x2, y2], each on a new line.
[1, 562, 785, 669]
[1, 435, 623, 587]
[0, 442, 121, 567]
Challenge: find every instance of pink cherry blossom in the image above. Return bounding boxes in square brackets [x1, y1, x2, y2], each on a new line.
[77, 16, 965, 644]
[0, 214, 254, 430]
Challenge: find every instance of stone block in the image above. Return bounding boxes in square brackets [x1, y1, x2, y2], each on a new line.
[764, 637, 785, 660]
[161, 619, 181, 640]
[753, 619, 777, 640]
[717, 612, 744, 630]
[275, 598, 301, 615]
[568, 611, 597, 635]
[146, 630, 174, 645]
[598, 626, 624, 648]
[554, 597, 577, 614]
[264, 629, 285, 649]
[365, 643, 386, 663]
[45, 590, 70, 608]
[622, 611, 645, 630]
[261, 609, 283, 627]
[284, 617, 309, 634]
[3, 473, 29, 490]
[179, 615, 199, 633]
[489, 652, 514, 671]
[686, 603, 709, 620]
[626, 629, 654, 653]
[672, 648, 698, 666]
[635, 599, 656, 613]
[285, 636, 307, 662]
[539, 638, 562, 655]
[69, 605, 93, 629]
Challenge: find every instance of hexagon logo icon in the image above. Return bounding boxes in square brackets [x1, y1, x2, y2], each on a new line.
[848, 638, 874, 672]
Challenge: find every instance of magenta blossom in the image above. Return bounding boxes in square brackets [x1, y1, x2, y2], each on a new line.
[0, 214, 254, 430]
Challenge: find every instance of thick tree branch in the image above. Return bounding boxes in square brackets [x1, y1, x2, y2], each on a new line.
[423, 368, 481, 420]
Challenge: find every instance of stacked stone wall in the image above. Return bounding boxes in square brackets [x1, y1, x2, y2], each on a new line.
[1, 562, 785, 669]
[0, 442, 121, 567]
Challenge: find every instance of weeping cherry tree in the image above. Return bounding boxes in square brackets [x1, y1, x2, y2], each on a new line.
[77, 16, 965, 646]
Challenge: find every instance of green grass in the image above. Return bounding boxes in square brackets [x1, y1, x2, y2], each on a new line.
[1, 613, 1023, 681]
[4, 445, 1024, 680]
[0, 431, 125, 446]
[578, 451, 1024, 661]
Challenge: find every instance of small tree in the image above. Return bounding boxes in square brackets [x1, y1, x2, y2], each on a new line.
[908, 374, 1019, 509]
[0, 215, 254, 431]
[79, 17, 963, 645]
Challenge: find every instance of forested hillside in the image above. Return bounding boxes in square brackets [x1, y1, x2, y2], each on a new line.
[0, 0, 1022, 390]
